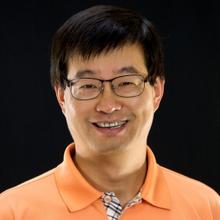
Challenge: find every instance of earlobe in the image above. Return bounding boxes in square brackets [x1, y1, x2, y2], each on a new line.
[153, 77, 165, 112]
[54, 84, 66, 114]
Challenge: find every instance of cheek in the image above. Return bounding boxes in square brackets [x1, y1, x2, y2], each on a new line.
[64, 102, 87, 140]
[131, 94, 155, 124]
[63, 96, 79, 127]
[131, 92, 154, 113]
[64, 100, 93, 124]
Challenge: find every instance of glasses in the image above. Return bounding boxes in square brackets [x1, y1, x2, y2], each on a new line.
[64, 74, 149, 100]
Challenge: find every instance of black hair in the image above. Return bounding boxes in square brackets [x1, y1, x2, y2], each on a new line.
[50, 5, 165, 88]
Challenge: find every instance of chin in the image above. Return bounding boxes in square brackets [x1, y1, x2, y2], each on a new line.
[89, 139, 130, 155]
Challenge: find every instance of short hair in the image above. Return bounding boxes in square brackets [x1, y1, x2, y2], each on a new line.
[50, 5, 165, 88]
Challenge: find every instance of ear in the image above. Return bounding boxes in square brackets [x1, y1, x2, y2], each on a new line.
[153, 77, 165, 112]
[54, 84, 66, 114]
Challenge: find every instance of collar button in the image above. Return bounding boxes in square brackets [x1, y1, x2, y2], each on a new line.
[104, 195, 112, 203]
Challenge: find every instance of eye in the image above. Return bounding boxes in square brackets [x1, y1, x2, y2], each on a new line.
[118, 81, 136, 87]
[79, 83, 98, 89]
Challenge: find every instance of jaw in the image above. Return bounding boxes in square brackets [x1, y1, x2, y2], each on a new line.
[69, 112, 152, 156]
[81, 120, 148, 155]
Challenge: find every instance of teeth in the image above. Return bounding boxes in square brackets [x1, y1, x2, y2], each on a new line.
[96, 121, 126, 128]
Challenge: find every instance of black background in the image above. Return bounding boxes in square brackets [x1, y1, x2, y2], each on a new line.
[0, 0, 219, 193]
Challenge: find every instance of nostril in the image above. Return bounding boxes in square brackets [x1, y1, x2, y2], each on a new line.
[96, 104, 121, 113]
[95, 87, 122, 113]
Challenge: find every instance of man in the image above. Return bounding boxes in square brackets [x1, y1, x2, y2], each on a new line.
[0, 5, 219, 220]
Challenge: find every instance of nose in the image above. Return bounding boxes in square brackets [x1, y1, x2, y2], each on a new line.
[96, 83, 122, 114]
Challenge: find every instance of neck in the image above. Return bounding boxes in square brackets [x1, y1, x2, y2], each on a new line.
[73, 145, 147, 207]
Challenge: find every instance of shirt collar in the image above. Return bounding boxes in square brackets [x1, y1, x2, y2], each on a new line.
[54, 144, 102, 212]
[55, 143, 171, 212]
[141, 147, 171, 210]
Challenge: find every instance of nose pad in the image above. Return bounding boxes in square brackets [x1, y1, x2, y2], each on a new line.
[96, 83, 122, 113]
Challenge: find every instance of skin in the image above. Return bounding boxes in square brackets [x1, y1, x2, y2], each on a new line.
[55, 43, 165, 207]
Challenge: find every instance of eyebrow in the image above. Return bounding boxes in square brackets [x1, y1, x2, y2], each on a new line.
[75, 70, 96, 78]
[115, 66, 141, 75]
[74, 66, 143, 79]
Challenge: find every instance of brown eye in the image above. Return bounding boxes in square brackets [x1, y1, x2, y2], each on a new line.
[118, 81, 135, 87]
[79, 84, 97, 89]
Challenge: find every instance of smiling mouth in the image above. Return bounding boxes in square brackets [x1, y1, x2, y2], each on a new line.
[93, 120, 128, 129]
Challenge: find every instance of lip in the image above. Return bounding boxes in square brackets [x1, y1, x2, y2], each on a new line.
[94, 120, 127, 128]
[91, 118, 128, 123]
[91, 120, 129, 136]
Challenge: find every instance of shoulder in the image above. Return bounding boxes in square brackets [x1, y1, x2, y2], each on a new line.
[160, 165, 219, 195]
[0, 168, 57, 208]
[0, 167, 64, 219]
[1, 168, 55, 195]
[160, 165, 220, 216]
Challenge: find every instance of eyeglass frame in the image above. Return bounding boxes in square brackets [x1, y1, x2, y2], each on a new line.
[63, 74, 150, 100]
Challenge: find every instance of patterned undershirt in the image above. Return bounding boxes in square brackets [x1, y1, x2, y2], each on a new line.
[101, 192, 142, 220]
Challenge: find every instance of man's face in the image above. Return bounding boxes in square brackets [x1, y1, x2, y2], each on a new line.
[55, 44, 164, 156]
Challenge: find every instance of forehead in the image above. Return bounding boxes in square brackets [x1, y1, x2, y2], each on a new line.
[67, 43, 147, 78]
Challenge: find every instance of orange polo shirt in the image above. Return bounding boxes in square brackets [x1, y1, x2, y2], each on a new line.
[0, 143, 219, 220]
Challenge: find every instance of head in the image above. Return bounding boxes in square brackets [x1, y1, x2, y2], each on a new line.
[51, 5, 165, 156]
[50, 5, 165, 88]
